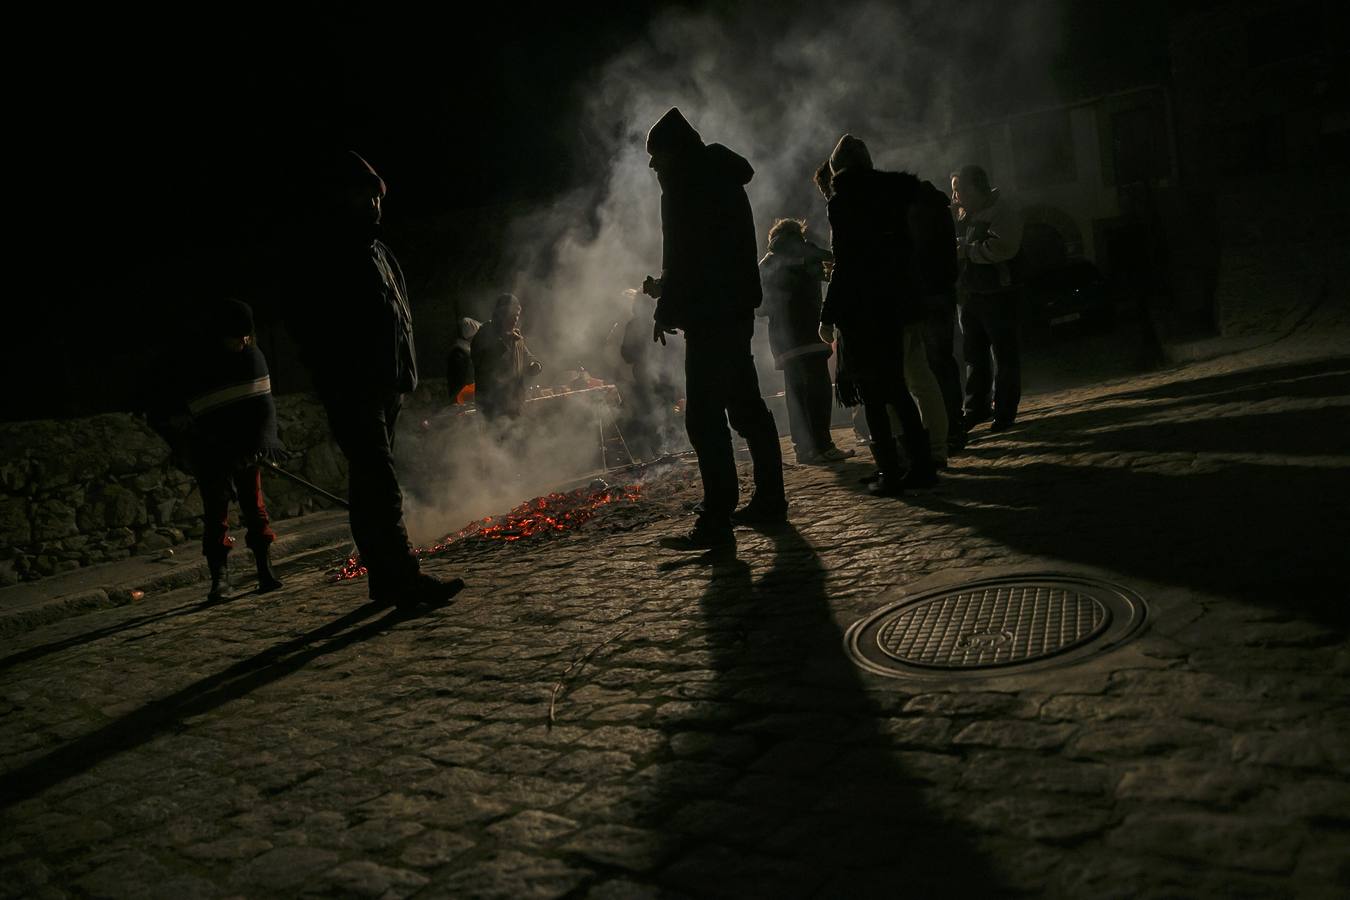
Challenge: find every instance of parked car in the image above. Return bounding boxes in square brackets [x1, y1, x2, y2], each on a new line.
[1020, 259, 1114, 336]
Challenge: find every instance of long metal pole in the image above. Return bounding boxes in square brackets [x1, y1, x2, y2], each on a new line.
[260, 459, 350, 509]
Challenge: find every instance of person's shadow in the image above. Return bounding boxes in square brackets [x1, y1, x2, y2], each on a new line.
[0, 601, 443, 808]
[640, 524, 1000, 896]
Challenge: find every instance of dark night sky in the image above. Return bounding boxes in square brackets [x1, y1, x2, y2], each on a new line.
[14, 0, 1171, 420]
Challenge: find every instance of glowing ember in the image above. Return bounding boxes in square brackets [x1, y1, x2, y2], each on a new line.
[335, 483, 641, 581]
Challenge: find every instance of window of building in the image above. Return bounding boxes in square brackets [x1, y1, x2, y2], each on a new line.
[1214, 116, 1288, 177]
[1111, 105, 1171, 185]
[1011, 109, 1077, 188]
[1247, 3, 1323, 68]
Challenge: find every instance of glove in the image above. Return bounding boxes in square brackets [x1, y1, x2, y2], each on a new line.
[818, 322, 835, 344]
[653, 321, 677, 345]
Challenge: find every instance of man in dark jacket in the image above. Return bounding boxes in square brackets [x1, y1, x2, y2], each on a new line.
[643, 107, 785, 549]
[757, 218, 851, 465]
[147, 299, 284, 601]
[470, 293, 542, 424]
[819, 134, 938, 496]
[285, 151, 463, 608]
[952, 164, 1024, 432]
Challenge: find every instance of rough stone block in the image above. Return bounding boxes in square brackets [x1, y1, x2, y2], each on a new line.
[1106, 812, 1301, 873]
[0, 496, 31, 545]
[32, 499, 78, 540]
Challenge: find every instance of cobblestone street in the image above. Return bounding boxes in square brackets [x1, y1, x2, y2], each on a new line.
[2, 330, 1348, 898]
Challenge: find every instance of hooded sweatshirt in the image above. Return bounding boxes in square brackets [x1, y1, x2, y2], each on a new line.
[647, 108, 762, 332]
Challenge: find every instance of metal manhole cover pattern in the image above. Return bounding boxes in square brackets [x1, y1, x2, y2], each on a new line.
[875, 585, 1110, 668]
[846, 573, 1148, 679]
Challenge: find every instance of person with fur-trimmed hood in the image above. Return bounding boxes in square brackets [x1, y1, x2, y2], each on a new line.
[757, 218, 851, 465]
[145, 299, 284, 601]
[642, 106, 785, 550]
[819, 134, 941, 495]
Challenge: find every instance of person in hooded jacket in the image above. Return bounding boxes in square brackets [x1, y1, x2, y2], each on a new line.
[757, 217, 851, 465]
[284, 150, 463, 609]
[446, 317, 480, 405]
[819, 134, 940, 496]
[145, 299, 283, 601]
[642, 107, 785, 550]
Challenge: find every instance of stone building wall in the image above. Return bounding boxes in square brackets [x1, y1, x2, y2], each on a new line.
[0, 394, 348, 586]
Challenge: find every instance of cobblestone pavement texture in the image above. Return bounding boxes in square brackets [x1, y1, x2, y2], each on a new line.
[2, 328, 1348, 898]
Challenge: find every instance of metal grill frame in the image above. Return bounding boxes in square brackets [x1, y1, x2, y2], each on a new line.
[846, 573, 1148, 680]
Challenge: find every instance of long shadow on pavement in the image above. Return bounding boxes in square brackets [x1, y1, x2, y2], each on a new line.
[643, 526, 1001, 897]
[925, 361, 1350, 631]
[0, 601, 439, 808]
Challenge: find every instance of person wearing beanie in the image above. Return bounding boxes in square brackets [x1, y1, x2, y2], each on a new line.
[819, 132, 943, 496]
[284, 150, 464, 609]
[951, 163, 1024, 433]
[470, 293, 542, 425]
[641, 107, 785, 550]
[144, 299, 284, 600]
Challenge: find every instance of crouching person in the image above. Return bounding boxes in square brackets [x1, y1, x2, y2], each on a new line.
[148, 299, 284, 600]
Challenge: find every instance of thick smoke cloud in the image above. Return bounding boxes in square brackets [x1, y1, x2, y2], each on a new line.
[506, 0, 1061, 370]
[400, 0, 1062, 542]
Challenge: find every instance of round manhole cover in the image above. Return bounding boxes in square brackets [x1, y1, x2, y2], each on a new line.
[847, 574, 1147, 679]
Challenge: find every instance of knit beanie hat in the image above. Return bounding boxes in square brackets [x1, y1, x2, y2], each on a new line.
[646, 107, 703, 156]
[829, 134, 873, 176]
[212, 299, 255, 338]
[321, 150, 387, 197]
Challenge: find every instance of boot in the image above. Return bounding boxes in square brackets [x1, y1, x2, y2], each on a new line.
[253, 545, 283, 593]
[866, 439, 906, 497]
[207, 554, 229, 601]
[900, 429, 940, 489]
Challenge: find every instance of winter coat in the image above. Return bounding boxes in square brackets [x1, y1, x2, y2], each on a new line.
[286, 234, 419, 396]
[145, 342, 283, 474]
[651, 115, 762, 332]
[470, 322, 540, 420]
[821, 167, 926, 368]
[957, 189, 1023, 295]
[757, 234, 832, 369]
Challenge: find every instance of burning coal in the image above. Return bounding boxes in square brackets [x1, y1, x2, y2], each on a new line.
[336, 483, 642, 581]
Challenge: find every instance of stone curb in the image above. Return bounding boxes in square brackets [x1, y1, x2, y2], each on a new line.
[0, 513, 353, 639]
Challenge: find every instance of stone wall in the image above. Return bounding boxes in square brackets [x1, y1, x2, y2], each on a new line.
[0, 394, 348, 586]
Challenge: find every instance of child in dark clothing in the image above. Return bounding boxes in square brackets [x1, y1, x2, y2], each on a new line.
[147, 300, 284, 600]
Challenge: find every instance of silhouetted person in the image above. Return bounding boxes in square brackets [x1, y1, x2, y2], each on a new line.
[643, 106, 785, 549]
[819, 134, 938, 496]
[284, 151, 463, 609]
[446, 317, 480, 405]
[952, 163, 1024, 432]
[145, 300, 283, 601]
[758, 217, 851, 465]
[470, 293, 541, 424]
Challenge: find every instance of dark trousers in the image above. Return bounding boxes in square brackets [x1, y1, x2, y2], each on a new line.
[960, 291, 1022, 421]
[861, 378, 927, 471]
[921, 302, 965, 431]
[783, 353, 835, 457]
[199, 464, 275, 561]
[320, 389, 418, 587]
[685, 323, 785, 524]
